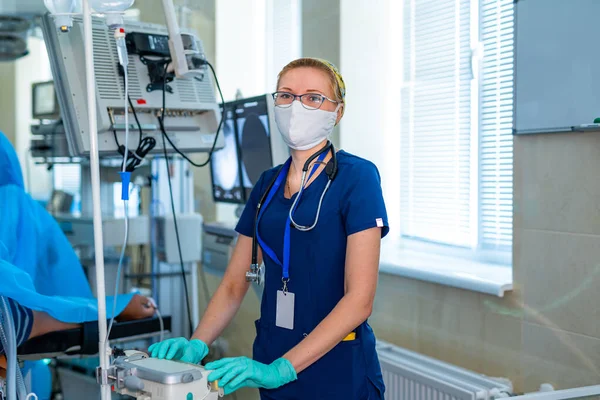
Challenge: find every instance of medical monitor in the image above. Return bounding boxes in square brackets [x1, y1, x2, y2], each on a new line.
[210, 104, 245, 204]
[32, 80, 60, 120]
[210, 94, 288, 204]
[40, 15, 223, 157]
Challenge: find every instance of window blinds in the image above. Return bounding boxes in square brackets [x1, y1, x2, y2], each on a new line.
[400, 0, 474, 247]
[479, 0, 514, 251]
[400, 0, 514, 254]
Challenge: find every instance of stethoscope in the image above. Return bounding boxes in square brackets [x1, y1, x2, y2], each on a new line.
[246, 141, 338, 285]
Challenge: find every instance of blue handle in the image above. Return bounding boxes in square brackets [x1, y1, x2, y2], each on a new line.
[119, 172, 131, 201]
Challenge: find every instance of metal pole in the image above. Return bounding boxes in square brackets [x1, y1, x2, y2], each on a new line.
[82, 2, 111, 399]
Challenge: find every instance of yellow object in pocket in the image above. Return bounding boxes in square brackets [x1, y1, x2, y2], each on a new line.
[342, 332, 356, 341]
[209, 380, 224, 397]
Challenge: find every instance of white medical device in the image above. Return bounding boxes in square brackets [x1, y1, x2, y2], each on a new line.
[40, 14, 223, 157]
[39, 2, 223, 399]
[105, 353, 223, 400]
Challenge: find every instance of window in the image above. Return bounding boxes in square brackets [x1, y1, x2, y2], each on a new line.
[53, 164, 81, 213]
[400, 0, 514, 263]
[52, 165, 140, 217]
[265, 0, 302, 92]
[216, 0, 301, 100]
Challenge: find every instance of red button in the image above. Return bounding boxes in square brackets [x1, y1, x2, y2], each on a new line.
[137, 99, 147, 105]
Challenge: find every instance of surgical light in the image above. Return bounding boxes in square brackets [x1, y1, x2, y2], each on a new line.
[89, 0, 134, 28]
[43, 0, 77, 32]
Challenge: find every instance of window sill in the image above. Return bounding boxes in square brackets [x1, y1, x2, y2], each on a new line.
[379, 242, 513, 298]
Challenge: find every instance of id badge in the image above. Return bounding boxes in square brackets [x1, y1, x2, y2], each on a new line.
[276, 290, 295, 330]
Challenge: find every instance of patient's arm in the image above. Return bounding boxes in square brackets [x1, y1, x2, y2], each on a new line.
[0, 295, 155, 377]
[28, 294, 155, 339]
[0, 294, 154, 354]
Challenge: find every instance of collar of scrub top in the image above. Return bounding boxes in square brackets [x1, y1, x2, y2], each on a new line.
[255, 150, 329, 288]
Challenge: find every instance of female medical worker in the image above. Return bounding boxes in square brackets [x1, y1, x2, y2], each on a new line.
[150, 58, 389, 399]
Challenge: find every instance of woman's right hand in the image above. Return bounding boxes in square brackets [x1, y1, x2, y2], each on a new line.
[148, 337, 209, 364]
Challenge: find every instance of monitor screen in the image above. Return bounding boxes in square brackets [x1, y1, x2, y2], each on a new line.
[235, 96, 274, 201]
[210, 106, 245, 204]
[32, 81, 59, 120]
[210, 95, 274, 204]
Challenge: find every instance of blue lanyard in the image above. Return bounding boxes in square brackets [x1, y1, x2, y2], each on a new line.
[256, 152, 327, 283]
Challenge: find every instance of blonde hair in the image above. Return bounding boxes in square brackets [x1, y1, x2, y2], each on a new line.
[277, 58, 346, 107]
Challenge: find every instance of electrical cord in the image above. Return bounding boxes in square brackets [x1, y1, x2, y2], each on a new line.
[106, 199, 129, 343]
[107, 30, 133, 344]
[154, 307, 165, 343]
[160, 136, 194, 337]
[128, 95, 143, 143]
[113, 96, 157, 172]
[157, 61, 225, 168]
[114, 63, 157, 172]
[160, 63, 194, 337]
[122, 64, 130, 174]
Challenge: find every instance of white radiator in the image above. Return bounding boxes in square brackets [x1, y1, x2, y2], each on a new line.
[376, 340, 513, 400]
[508, 385, 600, 399]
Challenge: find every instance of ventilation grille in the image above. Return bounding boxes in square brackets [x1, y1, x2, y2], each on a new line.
[176, 79, 198, 103]
[175, 74, 216, 104]
[195, 76, 216, 103]
[92, 27, 142, 101]
[92, 27, 120, 100]
[125, 55, 142, 99]
[88, 19, 214, 106]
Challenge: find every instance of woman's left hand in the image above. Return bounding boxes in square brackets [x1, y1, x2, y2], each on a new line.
[206, 357, 297, 395]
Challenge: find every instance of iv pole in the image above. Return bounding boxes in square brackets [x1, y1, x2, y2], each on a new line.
[81, 1, 111, 399]
[81, 2, 198, 398]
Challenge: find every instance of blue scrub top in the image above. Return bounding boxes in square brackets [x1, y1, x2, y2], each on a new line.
[236, 150, 389, 400]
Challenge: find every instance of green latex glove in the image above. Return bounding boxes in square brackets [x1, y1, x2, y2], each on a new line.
[205, 357, 297, 395]
[147, 337, 208, 364]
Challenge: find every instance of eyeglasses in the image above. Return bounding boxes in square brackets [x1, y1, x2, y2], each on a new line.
[272, 91, 338, 110]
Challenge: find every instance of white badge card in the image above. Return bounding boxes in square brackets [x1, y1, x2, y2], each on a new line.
[276, 290, 295, 330]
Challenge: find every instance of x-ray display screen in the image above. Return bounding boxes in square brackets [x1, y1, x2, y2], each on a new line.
[235, 97, 273, 200]
[210, 107, 245, 204]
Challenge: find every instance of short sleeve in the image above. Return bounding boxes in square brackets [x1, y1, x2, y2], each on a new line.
[341, 162, 389, 238]
[235, 173, 267, 238]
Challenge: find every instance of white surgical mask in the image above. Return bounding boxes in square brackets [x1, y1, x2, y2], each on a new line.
[274, 101, 340, 151]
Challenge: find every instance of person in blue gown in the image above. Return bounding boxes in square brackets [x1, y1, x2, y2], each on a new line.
[0, 132, 154, 363]
[150, 58, 389, 399]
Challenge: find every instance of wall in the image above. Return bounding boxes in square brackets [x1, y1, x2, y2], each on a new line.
[302, 0, 341, 147]
[511, 132, 600, 391]
[0, 63, 17, 145]
[339, 0, 401, 227]
[365, 132, 600, 394]
[339, 0, 600, 395]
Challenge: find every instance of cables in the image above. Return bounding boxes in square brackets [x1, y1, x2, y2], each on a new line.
[107, 28, 133, 344]
[160, 138, 194, 337]
[115, 28, 130, 176]
[154, 59, 225, 336]
[114, 58, 157, 172]
[113, 96, 157, 172]
[157, 61, 226, 168]
[159, 64, 194, 337]
[154, 306, 165, 343]
[106, 199, 129, 343]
